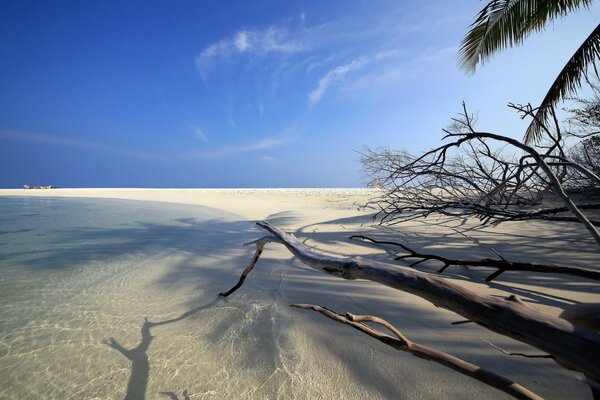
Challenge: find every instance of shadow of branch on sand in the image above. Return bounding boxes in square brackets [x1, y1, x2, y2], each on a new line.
[103, 297, 221, 400]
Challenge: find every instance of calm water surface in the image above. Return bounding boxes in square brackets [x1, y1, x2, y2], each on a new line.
[0, 196, 296, 399]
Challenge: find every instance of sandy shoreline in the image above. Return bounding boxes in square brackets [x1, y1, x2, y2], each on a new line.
[0, 188, 598, 399]
[0, 188, 382, 221]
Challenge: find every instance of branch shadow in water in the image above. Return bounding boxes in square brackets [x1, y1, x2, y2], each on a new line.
[158, 389, 190, 400]
[103, 318, 153, 400]
[103, 297, 221, 400]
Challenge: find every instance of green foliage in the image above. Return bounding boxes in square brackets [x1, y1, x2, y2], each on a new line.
[459, 0, 594, 72]
[459, 0, 599, 144]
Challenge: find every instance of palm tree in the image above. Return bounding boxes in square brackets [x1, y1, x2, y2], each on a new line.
[458, 0, 600, 143]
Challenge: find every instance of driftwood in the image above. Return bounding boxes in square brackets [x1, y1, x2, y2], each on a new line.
[350, 234, 600, 282]
[292, 304, 542, 400]
[560, 303, 600, 332]
[222, 221, 600, 397]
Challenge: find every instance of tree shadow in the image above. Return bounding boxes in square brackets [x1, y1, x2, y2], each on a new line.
[158, 389, 190, 400]
[103, 319, 153, 400]
[103, 297, 221, 400]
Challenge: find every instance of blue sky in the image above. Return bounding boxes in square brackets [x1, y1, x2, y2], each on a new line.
[1, 1, 598, 188]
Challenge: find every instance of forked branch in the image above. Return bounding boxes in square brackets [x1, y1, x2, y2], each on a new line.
[292, 304, 542, 400]
[349, 234, 600, 282]
[221, 222, 600, 387]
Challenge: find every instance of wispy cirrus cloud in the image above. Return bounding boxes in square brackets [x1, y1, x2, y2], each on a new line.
[192, 126, 209, 142]
[259, 155, 278, 164]
[339, 46, 459, 95]
[308, 50, 399, 104]
[194, 12, 390, 78]
[186, 136, 281, 159]
[183, 125, 297, 160]
[413, 45, 458, 63]
[195, 26, 304, 75]
[309, 59, 367, 105]
[0, 126, 297, 161]
[0, 130, 161, 160]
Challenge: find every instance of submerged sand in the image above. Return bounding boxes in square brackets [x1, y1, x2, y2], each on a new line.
[0, 188, 598, 399]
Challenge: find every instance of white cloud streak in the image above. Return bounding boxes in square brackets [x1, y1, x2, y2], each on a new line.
[340, 46, 458, 94]
[234, 31, 250, 51]
[192, 126, 209, 142]
[196, 26, 304, 75]
[309, 51, 399, 104]
[309, 59, 366, 104]
[0, 130, 161, 160]
[183, 126, 297, 160]
[259, 155, 278, 164]
[0, 127, 297, 162]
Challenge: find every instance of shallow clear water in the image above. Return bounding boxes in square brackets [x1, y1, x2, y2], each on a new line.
[0, 196, 293, 399]
[3, 196, 415, 400]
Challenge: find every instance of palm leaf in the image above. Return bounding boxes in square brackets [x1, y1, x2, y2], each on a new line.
[459, 0, 594, 73]
[525, 23, 600, 143]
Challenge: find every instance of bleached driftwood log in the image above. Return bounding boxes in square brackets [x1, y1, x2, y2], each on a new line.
[292, 304, 542, 400]
[221, 221, 600, 396]
[560, 303, 600, 332]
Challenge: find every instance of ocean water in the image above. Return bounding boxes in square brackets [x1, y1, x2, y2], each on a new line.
[0, 196, 471, 400]
[0, 196, 303, 399]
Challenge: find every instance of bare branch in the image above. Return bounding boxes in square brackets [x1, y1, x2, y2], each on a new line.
[292, 303, 542, 400]
[222, 221, 600, 384]
[350, 234, 600, 282]
[484, 340, 554, 359]
[361, 102, 600, 240]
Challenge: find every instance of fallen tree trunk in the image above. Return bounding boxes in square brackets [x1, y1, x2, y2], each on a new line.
[292, 304, 542, 400]
[222, 221, 600, 388]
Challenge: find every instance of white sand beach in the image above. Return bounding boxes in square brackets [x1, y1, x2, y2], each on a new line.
[0, 188, 598, 399]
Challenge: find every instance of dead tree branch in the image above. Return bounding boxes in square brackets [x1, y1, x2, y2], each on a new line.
[219, 236, 280, 297]
[221, 222, 600, 387]
[484, 340, 554, 359]
[449, 127, 600, 245]
[292, 303, 542, 400]
[349, 234, 600, 282]
[362, 103, 600, 241]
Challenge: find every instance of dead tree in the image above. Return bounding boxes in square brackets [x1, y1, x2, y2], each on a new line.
[221, 221, 600, 399]
[361, 103, 600, 239]
[219, 103, 600, 398]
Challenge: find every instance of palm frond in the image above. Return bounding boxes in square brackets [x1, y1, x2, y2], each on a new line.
[458, 0, 594, 73]
[525, 23, 600, 143]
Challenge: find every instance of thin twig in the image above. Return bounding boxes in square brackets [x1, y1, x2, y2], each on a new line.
[484, 340, 554, 359]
